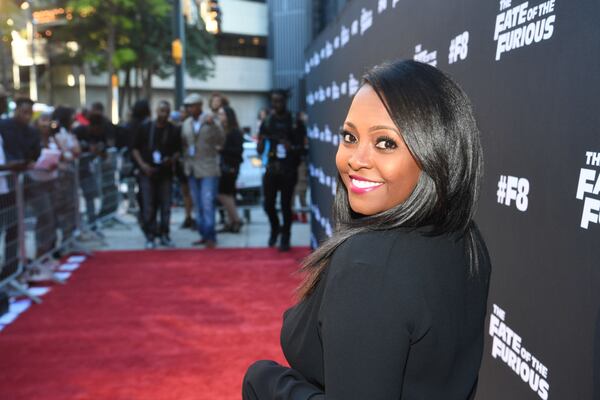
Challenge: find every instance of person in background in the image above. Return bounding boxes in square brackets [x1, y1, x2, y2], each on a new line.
[181, 93, 225, 249]
[0, 134, 28, 280]
[256, 108, 269, 136]
[132, 100, 179, 249]
[73, 102, 114, 227]
[0, 84, 8, 119]
[0, 97, 40, 268]
[0, 97, 41, 164]
[74, 107, 89, 128]
[257, 90, 306, 251]
[53, 106, 81, 162]
[209, 92, 229, 117]
[292, 111, 309, 224]
[51, 106, 80, 249]
[124, 100, 151, 216]
[172, 105, 195, 230]
[217, 105, 244, 233]
[31, 112, 60, 260]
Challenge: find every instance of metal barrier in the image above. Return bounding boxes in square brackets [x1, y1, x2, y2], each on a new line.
[0, 147, 124, 304]
[96, 148, 123, 225]
[0, 172, 29, 300]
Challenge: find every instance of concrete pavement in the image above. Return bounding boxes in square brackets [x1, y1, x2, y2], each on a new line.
[86, 205, 311, 251]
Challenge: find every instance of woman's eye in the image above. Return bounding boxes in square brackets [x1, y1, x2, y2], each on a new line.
[375, 137, 398, 150]
[340, 130, 357, 144]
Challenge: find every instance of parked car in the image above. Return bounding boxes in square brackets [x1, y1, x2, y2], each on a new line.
[236, 139, 263, 207]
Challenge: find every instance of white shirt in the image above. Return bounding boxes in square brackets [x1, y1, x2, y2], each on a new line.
[192, 117, 202, 135]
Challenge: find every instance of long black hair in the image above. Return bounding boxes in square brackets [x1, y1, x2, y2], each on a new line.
[298, 59, 484, 299]
[222, 105, 240, 132]
[52, 106, 75, 130]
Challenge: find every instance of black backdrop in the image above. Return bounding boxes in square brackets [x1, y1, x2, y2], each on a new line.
[303, 0, 600, 398]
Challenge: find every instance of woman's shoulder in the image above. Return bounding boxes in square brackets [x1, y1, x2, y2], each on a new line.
[330, 227, 466, 280]
[339, 226, 452, 256]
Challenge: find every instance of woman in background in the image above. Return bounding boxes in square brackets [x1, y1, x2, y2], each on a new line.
[217, 105, 244, 233]
[243, 60, 492, 400]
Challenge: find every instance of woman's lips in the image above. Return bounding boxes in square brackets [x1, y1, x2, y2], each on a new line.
[348, 175, 384, 194]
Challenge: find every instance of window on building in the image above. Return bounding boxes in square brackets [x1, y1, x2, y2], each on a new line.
[216, 34, 267, 58]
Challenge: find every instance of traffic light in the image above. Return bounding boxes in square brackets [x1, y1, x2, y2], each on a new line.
[172, 38, 183, 65]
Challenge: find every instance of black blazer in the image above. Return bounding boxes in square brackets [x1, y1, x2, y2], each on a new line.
[243, 225, 491, 400]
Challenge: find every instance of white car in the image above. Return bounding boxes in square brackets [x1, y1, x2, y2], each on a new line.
[235, 139, 264, 206]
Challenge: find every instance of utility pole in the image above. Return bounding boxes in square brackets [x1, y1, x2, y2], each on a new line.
[172, 0, 186, 109]
[26, 0, 37, 101]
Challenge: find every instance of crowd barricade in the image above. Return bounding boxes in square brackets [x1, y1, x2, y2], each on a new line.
[0, 171, 32, 300]
[0, 147, 125, 304]
[95, 148, 122, 225]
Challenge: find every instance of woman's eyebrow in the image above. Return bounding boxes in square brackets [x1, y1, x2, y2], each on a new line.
[368, 125, 401, 136]
[344, 121, 357, 131]
[344, 121, 401, 136]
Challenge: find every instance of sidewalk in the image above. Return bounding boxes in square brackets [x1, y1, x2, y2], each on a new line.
[87, 205, 312, 251]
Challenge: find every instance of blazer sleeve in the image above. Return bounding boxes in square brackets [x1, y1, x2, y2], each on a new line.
[206, 123, 225, 148]
[318, 259, 431, 400]
[243, 360, 324, 400]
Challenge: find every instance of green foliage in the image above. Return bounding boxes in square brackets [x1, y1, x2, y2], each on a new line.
[57, 0, 215, 79]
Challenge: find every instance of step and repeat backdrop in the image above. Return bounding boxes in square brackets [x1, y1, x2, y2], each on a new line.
[304, 0, 599, 398]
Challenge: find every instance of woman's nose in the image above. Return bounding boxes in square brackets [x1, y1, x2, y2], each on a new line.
[347, 143, 372, 170]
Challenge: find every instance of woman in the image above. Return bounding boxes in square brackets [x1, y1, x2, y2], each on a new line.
[52, 106, 80, 243]
[30, 112, 60, 259]
[243, 60, 491, 399]
[217, 105, 244, 233]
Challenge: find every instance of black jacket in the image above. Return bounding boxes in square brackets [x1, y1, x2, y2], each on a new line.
[243, 226, 491, 400]
[0, 118, 41, 162]
[257, 112, 306, 171]
[220, 127, 244, 169]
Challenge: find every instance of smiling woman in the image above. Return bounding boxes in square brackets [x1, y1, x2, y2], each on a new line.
[336, 84, 422, 215]
[242, 60, 492, 400]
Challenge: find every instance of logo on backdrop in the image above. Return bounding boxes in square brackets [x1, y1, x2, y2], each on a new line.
[497, 175, 530, 211]
[306, 73, 359, 106]
[489, 304, 550, 399]
[494, 0, 556, 61]
[448, 31, 469, 64]
[309, 163, 337, 198]
[413, 44, 437, 66]
[311, 203, 333, 237]
[575, 151, 600, 229]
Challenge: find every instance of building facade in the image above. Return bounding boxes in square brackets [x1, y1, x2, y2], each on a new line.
[18, 0, 271, 132]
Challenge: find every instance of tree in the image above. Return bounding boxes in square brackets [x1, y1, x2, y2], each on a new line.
[57, 0, 215, 115]
[126, 1, 216, 106]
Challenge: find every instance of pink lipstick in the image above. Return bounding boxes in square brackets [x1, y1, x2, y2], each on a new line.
[348, 175, 384, 194]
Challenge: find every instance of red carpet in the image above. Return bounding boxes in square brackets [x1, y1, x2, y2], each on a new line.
[0, 248, 309, 400]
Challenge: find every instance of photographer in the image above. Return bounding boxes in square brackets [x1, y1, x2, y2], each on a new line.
[257, 90, 306, 251]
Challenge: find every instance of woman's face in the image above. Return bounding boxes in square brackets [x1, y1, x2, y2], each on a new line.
[36, 115, 52, 136]
[210, 96, 222, 111]
[218, 107, 227, 127]
[336, 84, 421, 216]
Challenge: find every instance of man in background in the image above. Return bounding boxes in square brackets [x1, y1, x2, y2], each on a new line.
[0, 97, 41, 271]
[181, 94, 224, 249]
[257, 90, 306, 251]
[73, 102, 116, 226]
[132, 100, 179, 249]
[0, 97, 40, 163]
